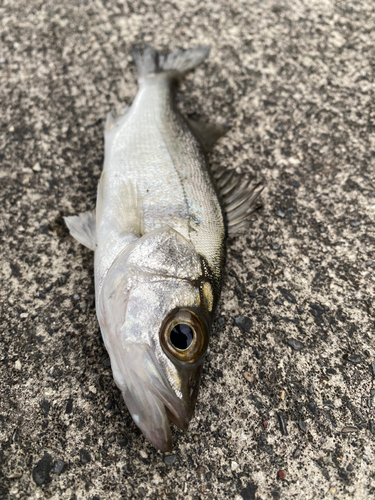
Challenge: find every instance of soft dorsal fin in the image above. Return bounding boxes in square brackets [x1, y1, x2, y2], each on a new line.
[187, 118, 229, 152]
[64, 211, 96, 250]
[105, 106, 129, 134]
[212, 167, 264, 235]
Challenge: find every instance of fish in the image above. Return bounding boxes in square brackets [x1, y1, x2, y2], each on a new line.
[65, 45, 263, 451]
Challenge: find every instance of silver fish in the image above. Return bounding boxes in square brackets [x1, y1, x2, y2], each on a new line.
[65, 46, 262, 451]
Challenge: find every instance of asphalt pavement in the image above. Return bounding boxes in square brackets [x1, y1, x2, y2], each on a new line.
[1, 1, 374, 499]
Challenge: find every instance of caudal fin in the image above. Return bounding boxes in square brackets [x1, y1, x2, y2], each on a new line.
[132, 45, 210, 81]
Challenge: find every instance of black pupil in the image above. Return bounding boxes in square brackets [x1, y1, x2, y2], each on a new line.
[169, 324, 194, 350]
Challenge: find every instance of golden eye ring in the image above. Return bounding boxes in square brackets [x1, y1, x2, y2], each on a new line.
[160, 308, 208, 363]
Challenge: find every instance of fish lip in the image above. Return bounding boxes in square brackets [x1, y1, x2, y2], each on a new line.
[120, 342, 192, 450]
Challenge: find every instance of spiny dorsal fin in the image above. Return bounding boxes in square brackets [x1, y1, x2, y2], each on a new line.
[187, 118, 229, 152]
[64, 211, 96, 250]
[213, 167, 264, 236]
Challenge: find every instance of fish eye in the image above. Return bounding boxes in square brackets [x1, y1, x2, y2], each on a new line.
[169, 323, 194, 350]
[160, 309, 208, 363]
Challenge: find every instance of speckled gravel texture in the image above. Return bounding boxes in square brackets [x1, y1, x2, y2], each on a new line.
[1, 1, 375, 499]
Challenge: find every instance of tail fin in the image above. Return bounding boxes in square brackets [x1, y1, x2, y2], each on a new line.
[132, 46, 210, 81]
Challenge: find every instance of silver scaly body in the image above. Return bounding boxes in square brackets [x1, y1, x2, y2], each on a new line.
[65, 46, 262, 450]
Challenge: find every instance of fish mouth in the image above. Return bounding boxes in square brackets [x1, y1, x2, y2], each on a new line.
[120, 343, 196, 451]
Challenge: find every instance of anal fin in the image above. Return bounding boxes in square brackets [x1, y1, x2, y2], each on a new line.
[64, 211, 96, 250]
[213, 167, 264, 236]
[187, 118, 229, 152]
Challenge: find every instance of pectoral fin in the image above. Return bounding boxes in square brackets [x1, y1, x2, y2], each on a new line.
[96, 169, 143, 238]
[114, 181, 144, 237]
[64, 211, 96, 250]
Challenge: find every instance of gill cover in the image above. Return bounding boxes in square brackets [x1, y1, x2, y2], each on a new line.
[97, 226, 211, 450]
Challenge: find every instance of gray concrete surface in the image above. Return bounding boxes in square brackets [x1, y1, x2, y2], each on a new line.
[1, 0, 374, 499]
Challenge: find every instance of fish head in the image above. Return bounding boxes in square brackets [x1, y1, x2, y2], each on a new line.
[97, 226, 216, 451]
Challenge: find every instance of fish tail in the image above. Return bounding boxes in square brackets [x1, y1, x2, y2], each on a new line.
[132, 45, 210, 82]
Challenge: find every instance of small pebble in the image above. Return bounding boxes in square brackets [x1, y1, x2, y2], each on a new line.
[39, 399, 51, 417]
[79, 449, 91, 464]
[366, 260, 373, 267]
[235, 316, 252, 332]
[276, 210, 285, 218]
[32, 162, 41, 172]
[65, 399, 73, 414]
[217, 316, 225, 326]
[293, 449, 301, 459]
[271, 243, 280, 250]
[350, 220, 360, 227]
[259, 443, 273, 455]
[32, 452, 52, 485]
[54, 460, 66, 475]
[287, 338, 305, 351]
[164, 455, 177, 466]
[243, 372, 255, 383]
[277, 413, 288, 435]
[103, 357, 111, 367]
[275, 296, 284, 305]
[338, 468, 348, 479]
[307, 401, 318, 415]
[277, 470, 286, 480]
[341, 426, 358, 434]
[262, 420, 268, 429]
[278, 287, 296, 304]
[14, 360, 22, 371]
[20, 312, 28, 319]
[348, 354, 362, 364]
[299, 421, 307, 433]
